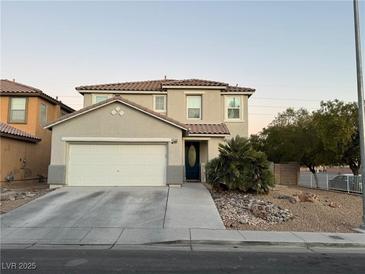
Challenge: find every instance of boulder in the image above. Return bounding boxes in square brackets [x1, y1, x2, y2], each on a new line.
[295, 192, 319, 203]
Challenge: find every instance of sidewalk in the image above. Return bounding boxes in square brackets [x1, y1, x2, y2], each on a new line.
[1, 228, 365, 249]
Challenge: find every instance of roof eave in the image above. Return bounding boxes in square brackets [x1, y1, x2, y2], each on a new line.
[0, 132, 41, 143]
[0, 92, 75, 112]
[162, 85, 226, 90]
[186, 133, 230, 137]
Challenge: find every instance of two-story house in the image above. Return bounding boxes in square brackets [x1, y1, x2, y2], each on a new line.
[45, 79, 255, 187]
[0, 79, 74, 183]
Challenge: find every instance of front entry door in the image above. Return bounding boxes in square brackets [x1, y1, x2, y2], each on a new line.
[185, 141, 200, 180]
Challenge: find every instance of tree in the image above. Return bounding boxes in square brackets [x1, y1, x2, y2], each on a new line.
[312, 100, 359, 174]
[206, 136, 274, 194]
[254, 108, 323, 187]
[252, 100, 361, 186]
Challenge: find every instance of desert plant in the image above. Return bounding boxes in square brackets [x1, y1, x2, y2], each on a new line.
[206, 136, 274, 193]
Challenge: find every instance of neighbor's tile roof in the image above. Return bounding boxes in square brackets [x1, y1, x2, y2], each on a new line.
[0, 79, 74, 113]
[186, 123, 230, 135]
[0, 122, 41, 142]
[76, 79, 255, 93]
[45, 96, 188, 130]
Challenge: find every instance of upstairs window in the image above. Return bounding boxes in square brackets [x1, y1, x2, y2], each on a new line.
[92, 94, 112, 104]
[40, 103, 48, 126]
[9, 97, 27, 123]
[225, 96, 242, 120]
[154, 95, 166, 112]
[187, 95, 202, 120]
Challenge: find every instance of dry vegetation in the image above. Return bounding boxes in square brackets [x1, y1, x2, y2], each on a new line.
[0, 181, 52, 214]
[210, 184, 362, 233]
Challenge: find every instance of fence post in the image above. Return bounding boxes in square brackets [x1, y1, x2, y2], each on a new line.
[326, 173, 329, 190]
[346, 176, 350, 193]
[310, 173, 313, 188]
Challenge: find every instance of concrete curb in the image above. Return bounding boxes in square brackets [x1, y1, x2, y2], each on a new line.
[2, 239, 365, 250]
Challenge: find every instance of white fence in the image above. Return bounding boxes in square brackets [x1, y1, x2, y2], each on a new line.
[298, 172, 363, 193]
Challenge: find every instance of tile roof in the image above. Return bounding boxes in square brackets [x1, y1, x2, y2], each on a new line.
[75, 79, 177, 91]
[76, 79, 255, 93]
[186, 123, 230, 135]
[225, 85, 255, 93]
[45, 96, 188, 130]
[0, 122, 41, 143]
[0, 79, 74, 113]
[163, 79, 228, 87]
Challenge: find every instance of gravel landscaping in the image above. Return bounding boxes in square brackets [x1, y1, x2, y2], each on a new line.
[210, 184, 362, 233]
[0, 181, 52, 214]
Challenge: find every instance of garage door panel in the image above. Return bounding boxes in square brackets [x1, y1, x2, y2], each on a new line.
[67, 143, 167, 186]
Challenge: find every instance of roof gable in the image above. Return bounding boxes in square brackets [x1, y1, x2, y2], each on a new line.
[45, 96, 188, 130]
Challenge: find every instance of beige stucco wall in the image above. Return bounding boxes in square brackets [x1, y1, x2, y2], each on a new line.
[167, 89, 222, 123]
[208, 137, 225, 160]
[0, 137, 42, 182]
[83, 94, 93, 107]
[81, 90, 249, 138]
[50, 102, 183, 167]
[120, 94, 154, 110]
[0, 95, 69, 180]
[224, 95, 248, 137]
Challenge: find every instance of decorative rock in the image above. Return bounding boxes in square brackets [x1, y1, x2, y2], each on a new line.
[276, 194, 299, 204]
[328, 201, 340, 208]
[295, 192, 319, 203]
[212, 191, 293, 225]
[1, 191, 17, 201]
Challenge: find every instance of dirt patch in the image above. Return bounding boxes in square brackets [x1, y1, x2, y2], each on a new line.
[210, 184, 362, 233]
[0, 181, 53, 214]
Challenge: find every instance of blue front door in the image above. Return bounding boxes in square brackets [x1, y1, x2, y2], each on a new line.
[185, 142, 200, 180]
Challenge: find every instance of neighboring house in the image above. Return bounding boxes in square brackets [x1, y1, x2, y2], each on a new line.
[0, 79, 74, 183]
[45, 79, 255, 187]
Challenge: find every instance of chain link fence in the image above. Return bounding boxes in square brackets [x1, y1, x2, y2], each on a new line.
[298, 171, 363, 194]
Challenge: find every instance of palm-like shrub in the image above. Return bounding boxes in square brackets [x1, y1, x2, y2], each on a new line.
[206, 136, 274, 193]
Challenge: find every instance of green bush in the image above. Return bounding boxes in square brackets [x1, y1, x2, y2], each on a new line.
[206, 136, 274, 193]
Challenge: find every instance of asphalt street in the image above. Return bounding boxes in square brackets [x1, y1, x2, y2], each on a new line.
[1, 247, 365, 274]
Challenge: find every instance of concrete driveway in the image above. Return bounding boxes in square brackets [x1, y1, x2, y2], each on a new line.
[0, 183, 224, 245]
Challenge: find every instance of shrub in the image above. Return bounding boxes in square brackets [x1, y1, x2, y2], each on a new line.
[206, 136, 274, 193]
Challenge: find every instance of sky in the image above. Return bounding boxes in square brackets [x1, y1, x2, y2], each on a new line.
[1, 0, 365, 134]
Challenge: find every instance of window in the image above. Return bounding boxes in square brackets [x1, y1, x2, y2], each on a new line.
[9, 97, 27, 123]
[40, 103, 48, 126]
[154, 95, 166, 112]
[225, 96, 242, 120]
[92, 94, 112, 104]
[187, 95, 202, 119]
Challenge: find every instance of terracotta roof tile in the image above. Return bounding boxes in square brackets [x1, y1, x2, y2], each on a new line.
[225, 85, 255, 93]
[0, 79, 75, 112]
[0, 122, 41, 142]
[163, 79, 228, 87]
[76, 79, 177, 91]
[186, 123, 230, 135]
[76, 79, 255, 93]
[45, 96, 188, 130]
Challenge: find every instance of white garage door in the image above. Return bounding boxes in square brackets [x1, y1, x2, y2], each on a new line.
[67, 143, 167, 186]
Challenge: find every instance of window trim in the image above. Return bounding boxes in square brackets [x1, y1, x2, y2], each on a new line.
[153, 95, 167, 112]
[224, 96, 243, 122]
[40, 103, 48, 126]
[8, 97, 28, 124]
[186, 95, 202, 120]
[92, 94, 112, 104]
